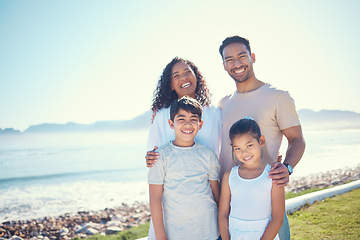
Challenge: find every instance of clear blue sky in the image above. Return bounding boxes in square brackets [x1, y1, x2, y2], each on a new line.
[1, 0, 359, 131]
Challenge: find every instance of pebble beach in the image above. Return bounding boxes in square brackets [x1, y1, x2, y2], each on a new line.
[1, 165, 359, 240]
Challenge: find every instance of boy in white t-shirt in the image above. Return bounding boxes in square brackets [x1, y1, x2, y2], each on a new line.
[148, 96, 220, 240]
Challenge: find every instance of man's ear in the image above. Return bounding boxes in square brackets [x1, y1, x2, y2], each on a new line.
[259, 135, 265, 147]
[251, 53, 256, 63]
[168, 119, 174, 129]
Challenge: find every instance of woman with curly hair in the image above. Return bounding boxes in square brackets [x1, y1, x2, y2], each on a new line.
[146, 57, 222, 160]
[145, 57, 222, 239]
[150, 56, 212, 112]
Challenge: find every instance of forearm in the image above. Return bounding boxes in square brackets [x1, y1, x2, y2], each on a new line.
[218, 214, 230, 240]
[260, 218, 283, 240]
[149, 185, 167, 240]
[150, 200, 167, 240]
[210, 180, 220, 206]
[262, 183, 285, 240]
[284, 136, 305, 168]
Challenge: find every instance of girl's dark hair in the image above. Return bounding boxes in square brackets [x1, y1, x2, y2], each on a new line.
[229, 118, 262, 143]
[151, 57, 211, 113]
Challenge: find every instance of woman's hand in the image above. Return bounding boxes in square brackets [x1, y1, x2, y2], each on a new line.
[146, 146, 159, 167]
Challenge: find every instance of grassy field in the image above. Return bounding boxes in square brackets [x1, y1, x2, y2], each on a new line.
[79, 187, 360, 240]
[289, 187, 360, 239]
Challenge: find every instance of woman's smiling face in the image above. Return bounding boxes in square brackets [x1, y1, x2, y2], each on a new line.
[170, 62, 197, 98]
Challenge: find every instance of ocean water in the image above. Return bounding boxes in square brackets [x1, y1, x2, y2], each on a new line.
[1, 128, 360, 222]
[0, 131, 150, 223]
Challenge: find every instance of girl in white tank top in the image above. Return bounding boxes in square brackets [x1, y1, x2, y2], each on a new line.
[218, 118, 285, 240]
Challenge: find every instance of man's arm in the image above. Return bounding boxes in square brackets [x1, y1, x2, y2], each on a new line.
[282, 125, 306, 168]
[149, 184, 167, 240]
[269, 125, 306, 187]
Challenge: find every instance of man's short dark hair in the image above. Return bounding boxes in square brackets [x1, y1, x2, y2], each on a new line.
[219, 36, 251, 59]
[170, 96, 202, 121]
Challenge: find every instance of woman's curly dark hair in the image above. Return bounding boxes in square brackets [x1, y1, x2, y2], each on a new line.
[151, 57, 211, 113]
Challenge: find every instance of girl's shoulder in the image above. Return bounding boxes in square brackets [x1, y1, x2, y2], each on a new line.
[229, 165, 239, 176]
[221, 168, 232, 182]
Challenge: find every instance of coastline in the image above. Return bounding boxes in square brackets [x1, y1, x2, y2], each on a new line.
[1, 164, 359, 240]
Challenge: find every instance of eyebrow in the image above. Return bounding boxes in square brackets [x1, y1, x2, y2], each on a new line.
[233, 140, 254, 146]
[172, 68, 190, 76]
[224, 51, 248, 60]
[175, 114, 199, 119]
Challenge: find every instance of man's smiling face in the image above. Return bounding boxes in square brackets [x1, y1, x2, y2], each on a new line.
[222, 42, 256, 84]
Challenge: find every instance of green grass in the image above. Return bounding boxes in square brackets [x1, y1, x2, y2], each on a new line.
[77, 187, 360, 240]
[289, 188, 360, 239]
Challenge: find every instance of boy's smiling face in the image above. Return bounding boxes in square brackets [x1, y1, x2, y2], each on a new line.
[168, 109, 203, 147]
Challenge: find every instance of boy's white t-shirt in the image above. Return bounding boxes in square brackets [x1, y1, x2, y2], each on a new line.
[148, 141, 220, 239]
[147, 105, 222, 156]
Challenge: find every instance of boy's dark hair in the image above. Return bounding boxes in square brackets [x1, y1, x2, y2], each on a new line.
[219, 36, 252, 59]
[170, 96, 202, 121]
[229, 118, 261, 143]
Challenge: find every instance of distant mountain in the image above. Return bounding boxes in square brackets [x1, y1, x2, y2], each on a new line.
[298, 109, 360, 130]
[0, 128, 21, 135]
[2, 109, 359, 135]
[24, 111, 153, 134]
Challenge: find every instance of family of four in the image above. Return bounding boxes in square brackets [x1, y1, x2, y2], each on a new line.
[145, 36, 306, 240]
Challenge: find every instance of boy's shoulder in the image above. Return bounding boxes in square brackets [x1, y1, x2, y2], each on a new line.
[195, 142, 218, 157]
[156, 141, 173, 153]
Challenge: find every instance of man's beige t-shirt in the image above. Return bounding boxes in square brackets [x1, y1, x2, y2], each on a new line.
[218, 83, 300, 178]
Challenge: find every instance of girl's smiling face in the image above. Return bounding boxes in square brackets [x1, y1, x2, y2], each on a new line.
[232, 133, 265, 167]
[170, 62, 197, 98]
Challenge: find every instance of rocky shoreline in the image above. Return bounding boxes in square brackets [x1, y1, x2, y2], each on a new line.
[1, 165, 359, 240]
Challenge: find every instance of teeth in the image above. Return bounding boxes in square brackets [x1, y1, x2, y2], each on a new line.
[182, 130, 193, 133]
[244, 156, 251, 160]
[181, 83, 191, 88]
[235, 68, 245, 74]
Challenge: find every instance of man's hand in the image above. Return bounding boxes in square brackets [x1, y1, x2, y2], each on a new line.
[146, 146, 159, 167]
[268, 161, 289, 187]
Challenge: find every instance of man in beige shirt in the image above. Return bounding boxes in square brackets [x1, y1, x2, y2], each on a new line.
[218, 36, 306, 240]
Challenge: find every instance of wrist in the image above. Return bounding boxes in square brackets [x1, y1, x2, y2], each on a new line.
[283, 163, 293, 175]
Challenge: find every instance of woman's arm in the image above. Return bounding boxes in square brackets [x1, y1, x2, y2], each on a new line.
[261, 183, 285, 240]
[146, 147, 159, 167]
[149, 184, 167, 240]
[146, 109, 172, 168]
[218, 172, 231, 240]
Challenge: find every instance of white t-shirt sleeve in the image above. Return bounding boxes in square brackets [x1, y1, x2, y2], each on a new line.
[147, 149, 166, 185]
[209, 150, 220, 181]
[146, 112, 162, 151]
[200, 105, 222, 157]
[146, 108, 173, 151]
[275, 91, 301, 130]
